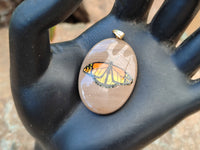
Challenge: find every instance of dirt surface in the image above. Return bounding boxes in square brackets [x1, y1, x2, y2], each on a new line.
[0, 0, 23, 27]
[1, 0, 200, 149]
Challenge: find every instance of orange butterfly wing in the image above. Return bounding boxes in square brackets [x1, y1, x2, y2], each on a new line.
[84, 62, 133, 88]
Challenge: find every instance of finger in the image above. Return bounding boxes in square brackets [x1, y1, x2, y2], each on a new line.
[172, 28, 200, 75]
[9, 0, 82, 86]
[151, 0, 200, 44]
[9, 0, 83, 138]
[111, 0, 154, 22]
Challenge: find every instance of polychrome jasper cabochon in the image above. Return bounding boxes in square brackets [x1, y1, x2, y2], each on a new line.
[78, 38, 137, 114]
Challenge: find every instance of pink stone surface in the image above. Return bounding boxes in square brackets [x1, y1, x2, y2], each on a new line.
[1, 0, 200, 149]
[79, 38, 137, 114]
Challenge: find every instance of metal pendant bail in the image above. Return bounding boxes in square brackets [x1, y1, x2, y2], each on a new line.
[112, 29, 125, 40]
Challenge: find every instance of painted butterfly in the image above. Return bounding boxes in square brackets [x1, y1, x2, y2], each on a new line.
[83, 62, 133, 88]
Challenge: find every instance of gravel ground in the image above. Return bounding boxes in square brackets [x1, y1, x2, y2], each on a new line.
[1, 0, 200, 149]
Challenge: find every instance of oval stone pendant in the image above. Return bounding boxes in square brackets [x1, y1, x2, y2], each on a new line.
[78, 30, 138, 115]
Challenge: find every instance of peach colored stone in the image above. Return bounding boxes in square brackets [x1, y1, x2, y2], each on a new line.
[79, 38, 137, 114]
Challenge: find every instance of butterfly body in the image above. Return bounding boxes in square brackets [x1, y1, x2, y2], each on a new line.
[78, 38, 137, 114]
[83, 62, 133, 88]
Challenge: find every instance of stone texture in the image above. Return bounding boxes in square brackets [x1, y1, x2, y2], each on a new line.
[79, 38, 137, 114]
[0, 0, 23, 27]
[145, 113, 200, 150]
[0, 27, 34, 150]
[1, 0, 200, 149]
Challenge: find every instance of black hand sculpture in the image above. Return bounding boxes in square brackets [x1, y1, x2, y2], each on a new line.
[9, 0, 200, 150]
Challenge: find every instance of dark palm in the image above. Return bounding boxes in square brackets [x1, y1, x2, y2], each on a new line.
[9, 0, 200, 149]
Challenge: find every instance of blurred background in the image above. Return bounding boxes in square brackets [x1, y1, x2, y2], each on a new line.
[0, 0, 200, 149]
